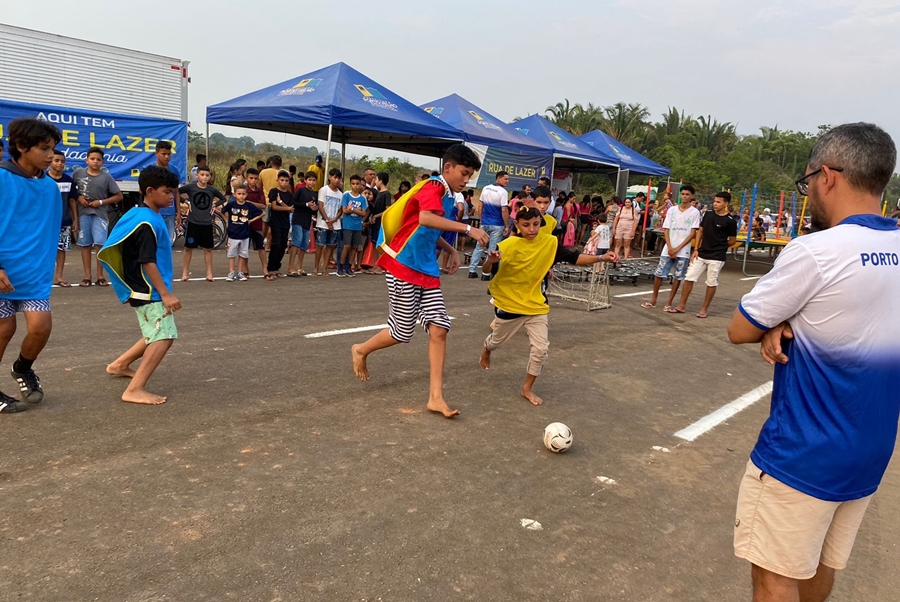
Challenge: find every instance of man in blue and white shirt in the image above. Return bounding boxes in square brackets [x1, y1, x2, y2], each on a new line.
[728, 122, 900, 602]
[468, 171, 510, 280]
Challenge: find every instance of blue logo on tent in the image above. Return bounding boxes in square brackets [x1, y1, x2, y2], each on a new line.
[424, 107, 444, 116]
[516, 128, 529, 136]
[355, 84, 398, 111]
[279, 78, 323, 97]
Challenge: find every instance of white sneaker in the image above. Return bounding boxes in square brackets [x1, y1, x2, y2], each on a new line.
[237, 272, 248, 281]
[226, 272, 235, 282]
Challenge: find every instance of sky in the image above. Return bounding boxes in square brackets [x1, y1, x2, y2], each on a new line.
[3, 0, 899, 171]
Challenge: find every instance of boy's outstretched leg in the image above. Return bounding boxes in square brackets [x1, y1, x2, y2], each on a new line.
[425, 325, 458, 418]
[520, 316, 549, 406]
[351, 329, 400, 381]
[107, 338, 144, 378]
[522, 374, 542, 406]
[121, 339, 172, 405]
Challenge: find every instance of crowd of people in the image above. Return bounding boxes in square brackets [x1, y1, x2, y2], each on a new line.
[3, 115, 900, 602]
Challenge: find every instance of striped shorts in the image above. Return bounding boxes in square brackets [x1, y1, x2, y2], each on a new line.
[0, 299, 52, 319]
[385, 272, 451, 343]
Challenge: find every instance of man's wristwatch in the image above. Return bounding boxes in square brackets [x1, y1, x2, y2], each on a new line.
[465, 224, 471, 235]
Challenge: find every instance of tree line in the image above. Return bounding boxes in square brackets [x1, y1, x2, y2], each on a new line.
[541, 100, 900, 204]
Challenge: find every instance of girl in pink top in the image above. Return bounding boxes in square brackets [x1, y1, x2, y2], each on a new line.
[612, 198, 639, 260]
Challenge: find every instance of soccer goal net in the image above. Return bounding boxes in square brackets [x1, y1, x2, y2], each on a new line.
[546, 263, 612, 311]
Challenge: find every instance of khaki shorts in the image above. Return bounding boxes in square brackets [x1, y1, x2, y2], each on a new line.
[685, 257, 724, 287]
[135, 302, 178, 345]
[734, 460, 871, 580]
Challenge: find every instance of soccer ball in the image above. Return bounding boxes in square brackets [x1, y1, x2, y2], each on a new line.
[543, 422, 573, 453]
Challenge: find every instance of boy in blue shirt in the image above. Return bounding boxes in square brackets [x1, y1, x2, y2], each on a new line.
[338, 175, 368, 277]
[47, 149, 80, 287]
[0, 118, 62, 414]
[100, 167, 182, 406]
[222, 183, 262, 281]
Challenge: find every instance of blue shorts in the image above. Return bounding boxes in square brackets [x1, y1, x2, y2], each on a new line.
[76, 214, 108, 247]
[291, 225, 310, 251]
[316, 228, 340, 247]
[654, 256, 690, 281]
[0, 299, 51, 319]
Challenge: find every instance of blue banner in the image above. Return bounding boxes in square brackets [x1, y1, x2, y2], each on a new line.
[0, 99, 187, 187]
[469, 144, 554, 191]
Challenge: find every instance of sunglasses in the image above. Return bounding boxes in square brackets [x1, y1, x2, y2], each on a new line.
[795, 166, 843, 195]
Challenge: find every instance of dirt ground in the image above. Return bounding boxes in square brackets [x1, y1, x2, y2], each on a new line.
[2, 248, 898, 601]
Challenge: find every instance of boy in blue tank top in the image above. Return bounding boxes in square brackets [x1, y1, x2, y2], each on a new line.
[99, 167, 182, 406]
[0, 118, 62, 414]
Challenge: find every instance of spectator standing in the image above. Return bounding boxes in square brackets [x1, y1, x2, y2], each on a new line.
[47, 150, 80, 288]
[468, 171, 510, 280]
[153, 141, 180, 240]
[222, 184, 262, 281]
[265, 170, 294, 280]
[728, 123, 900, 602]
[671, 191, 737, 318]
[338, 175, 367, 277]
[307, 155, 325, 193]
[314, 168, 343, 277]
[178, 166, 227, 282]
[73, 147, 123, 287]
[288, 171, 319, 276]
[244, 168, 269, 278]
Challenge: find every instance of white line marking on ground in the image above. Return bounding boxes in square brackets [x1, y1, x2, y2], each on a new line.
[614, 288, 670, 298]
[674, 381, 773, 442]
[740, 276, 762, 281]
[305, 317, 456, 339]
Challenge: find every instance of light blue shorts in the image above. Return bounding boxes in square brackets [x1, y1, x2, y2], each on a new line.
[654, 256, 690, 281]
[76, 214, 108, 247]
[291, 225, 310, 251]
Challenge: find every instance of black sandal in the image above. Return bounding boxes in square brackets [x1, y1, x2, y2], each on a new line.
[95, 279, 109, 287]
[79, 279, 92, 287]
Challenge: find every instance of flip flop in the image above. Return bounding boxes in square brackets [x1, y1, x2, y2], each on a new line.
[275, 272, 287, 278]
[95, 279, 109, 287]
[297, 270, 307, 276]
[664, 307, 684, 314]
[287, 271, 300, 277]
[640, 302, 656, 308]
[79, 279, 92, 287]
[54, 281, 71, 288]
[696, 313, 709, 319]
[264, 274, 276, 281]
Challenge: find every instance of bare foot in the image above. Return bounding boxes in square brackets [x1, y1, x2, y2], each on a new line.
[351, 344, 369, 381]
[206, 276, 214, 282]
[180, 276, 189, 282]
[521, 388, 544, 406]
[427, 397, 460, 418]
[106, 363, 136, 378]
[121, 390, 167, 405]
[479, 345, 492, 370]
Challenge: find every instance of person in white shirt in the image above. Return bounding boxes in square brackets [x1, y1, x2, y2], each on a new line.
[468, 171, 510, 280]
[313, 168, 343, 276]
[641, 184, 701, 310]
[728, 122, 900, 602]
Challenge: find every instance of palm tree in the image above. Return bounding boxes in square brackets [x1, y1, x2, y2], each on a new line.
[601, 102, 651, 149]
[545, 100, 578, 130]
[691, 116, 737, 160]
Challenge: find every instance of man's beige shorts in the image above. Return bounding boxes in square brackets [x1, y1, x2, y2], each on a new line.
[734, 460, 871, 580]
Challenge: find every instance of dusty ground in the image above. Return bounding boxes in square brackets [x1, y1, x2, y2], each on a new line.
[1, 248, 898, 601]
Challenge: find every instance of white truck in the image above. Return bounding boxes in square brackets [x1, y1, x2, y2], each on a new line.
[0, 23, 190, 192]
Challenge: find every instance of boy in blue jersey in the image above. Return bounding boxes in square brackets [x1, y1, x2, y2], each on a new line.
[100, 167, 182, 406]
[729, 123, 900, 602]
[351, 144, 489, 418]
[0, 119, 62, 414]
[338, 175, 368, 277]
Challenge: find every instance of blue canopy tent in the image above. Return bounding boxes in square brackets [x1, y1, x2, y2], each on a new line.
[509, 115, 619, 174]
[206, 62, 464, 173]
[579, 130, 669, 177]
[419, 94, 553, 190]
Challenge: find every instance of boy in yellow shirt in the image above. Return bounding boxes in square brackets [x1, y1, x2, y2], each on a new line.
[479, 207, 616, 405]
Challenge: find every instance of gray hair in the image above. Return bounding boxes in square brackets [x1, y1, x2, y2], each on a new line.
[808, 123, 896, 195]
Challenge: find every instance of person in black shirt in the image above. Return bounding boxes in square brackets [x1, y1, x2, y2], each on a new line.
[369, 171, 393, 275]
[265, 171, 294, 279]
[288, 172, 319, 276]
[672, 191, 737, 318]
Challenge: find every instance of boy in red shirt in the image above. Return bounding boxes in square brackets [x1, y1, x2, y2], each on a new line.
[351, 145, 489, 418]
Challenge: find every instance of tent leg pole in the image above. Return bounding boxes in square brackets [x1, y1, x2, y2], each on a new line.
[341, 142, 346, 177]
[205, 123, 209, 158]
[324, 124, 333, 179]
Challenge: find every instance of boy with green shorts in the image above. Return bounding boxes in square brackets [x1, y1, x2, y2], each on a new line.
[99, 166, 182, 405]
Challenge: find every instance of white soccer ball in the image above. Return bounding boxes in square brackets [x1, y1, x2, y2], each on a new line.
[543, 422, 573, 453]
